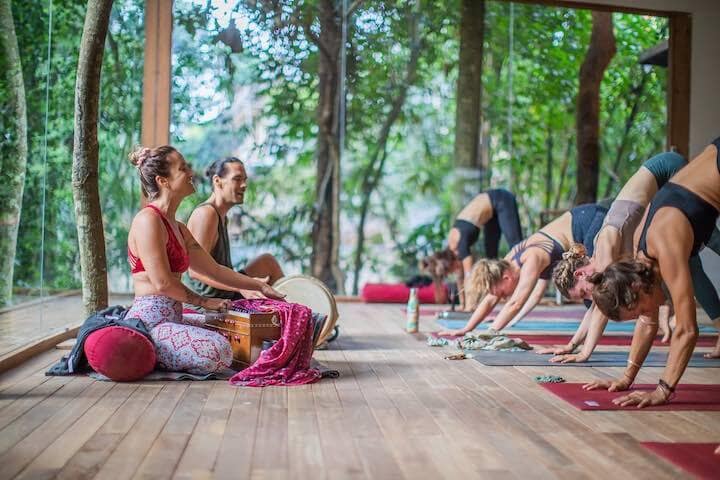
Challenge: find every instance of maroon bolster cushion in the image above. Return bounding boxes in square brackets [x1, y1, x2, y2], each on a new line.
[84, 326, 156, 381]
[361, 283, 443, 304]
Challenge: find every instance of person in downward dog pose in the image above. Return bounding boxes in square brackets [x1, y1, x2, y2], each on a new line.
[422, 189, 523, 309]
[547, 151, 720, 362]
[436, 203, 607, 337]
[126, 145, 284, 374]
[584, 139, 720, 407]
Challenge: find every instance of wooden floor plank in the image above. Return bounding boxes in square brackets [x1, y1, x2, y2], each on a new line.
[54, 384, 163, 480]
[93, 383, 188, 480]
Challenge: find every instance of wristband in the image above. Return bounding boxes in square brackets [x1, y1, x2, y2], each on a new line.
[658, 378, 675, 394]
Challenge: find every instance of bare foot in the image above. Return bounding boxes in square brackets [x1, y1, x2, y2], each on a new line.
[703, 336, 720, 359]
[715, 444, 720, 455]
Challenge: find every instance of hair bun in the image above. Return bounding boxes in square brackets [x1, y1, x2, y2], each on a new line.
[129, 146, 152, 168]
[562, 243, 587, 260]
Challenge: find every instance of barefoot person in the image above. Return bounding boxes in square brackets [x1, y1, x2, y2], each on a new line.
[186, 157, 284, 300]
[437, 203, 607, 336]
[126, 146, 284, 374]
[548, 151, 720, 362]
[422, 189, 523, 308]
[584, 139, 720, 407]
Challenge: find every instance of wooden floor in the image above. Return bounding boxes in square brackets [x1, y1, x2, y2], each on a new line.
[0, 302, 718, 480]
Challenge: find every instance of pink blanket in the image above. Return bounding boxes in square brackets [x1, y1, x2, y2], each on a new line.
[229, 299, 321, 387]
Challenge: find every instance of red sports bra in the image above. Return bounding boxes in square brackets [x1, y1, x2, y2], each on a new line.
[128, 204, 190, 274]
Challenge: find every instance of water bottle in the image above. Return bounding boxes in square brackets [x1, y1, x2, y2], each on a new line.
[406, 288, 419, 333]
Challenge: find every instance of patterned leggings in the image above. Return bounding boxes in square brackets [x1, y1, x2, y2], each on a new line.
[126, 295, 233, 374]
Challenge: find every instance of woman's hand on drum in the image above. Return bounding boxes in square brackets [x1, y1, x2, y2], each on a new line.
[203, 298, 232, 312]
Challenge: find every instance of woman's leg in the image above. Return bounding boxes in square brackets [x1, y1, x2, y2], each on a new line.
[496, 193, 523, 247]
[483, 215, 500, 259]
[688, 255, 720, 358]
[151, 323, 233, 374]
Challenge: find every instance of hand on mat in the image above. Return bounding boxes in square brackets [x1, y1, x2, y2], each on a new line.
[612, 387, 669, 408]
[550, 353, 589, 364]
[582, 377, 631, 392]
[535, 345, 574, 355]
[436, 329, 466, 337]
[204, 298, 232, 312]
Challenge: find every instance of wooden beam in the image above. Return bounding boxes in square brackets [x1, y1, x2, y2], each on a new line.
[141, 0, 172, 148]
[667, 13, 691, 158]
[500, 0, 681, 18]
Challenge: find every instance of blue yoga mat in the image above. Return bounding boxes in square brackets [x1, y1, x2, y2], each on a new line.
[436, 318, 715, 333]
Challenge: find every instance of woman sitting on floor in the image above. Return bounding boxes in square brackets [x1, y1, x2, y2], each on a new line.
[126, 145, 284, 374]
[543, 151, 720, 362]
[422, 188, 523, 309]
[584, 139, 720, 407]
[436, 202, 607, 336]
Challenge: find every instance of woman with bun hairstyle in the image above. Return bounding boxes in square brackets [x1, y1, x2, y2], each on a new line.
[548, 150, 720, 363]
[583, 139, 720, 408]
[126, 146, 285, 374]
[436, 202, 607, 336]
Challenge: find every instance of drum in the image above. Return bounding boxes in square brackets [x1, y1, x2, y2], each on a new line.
[273, 274, 339, 346]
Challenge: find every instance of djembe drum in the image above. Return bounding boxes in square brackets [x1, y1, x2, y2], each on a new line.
[273, 274, 339, 346]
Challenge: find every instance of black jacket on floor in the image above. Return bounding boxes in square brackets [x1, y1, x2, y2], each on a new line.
[46, 305, 152, 376]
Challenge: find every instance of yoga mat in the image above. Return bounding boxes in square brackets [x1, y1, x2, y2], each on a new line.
[640, 442, 720, 479]
[541, 382, 720, 411]
[470, 350, 720, 367]
[437, 318, 716, 333]
[438, 309, 585, 321]
[512, 333, 718, 347]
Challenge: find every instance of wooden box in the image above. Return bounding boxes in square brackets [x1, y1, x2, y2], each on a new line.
[204, 309, 281, 370]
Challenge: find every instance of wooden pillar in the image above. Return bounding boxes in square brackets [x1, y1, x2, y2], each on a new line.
[667, 13, 691, 158]
[141, 0, 172, 148]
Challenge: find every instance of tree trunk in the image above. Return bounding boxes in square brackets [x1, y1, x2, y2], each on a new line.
[545, 126, 553, 210]
[351, 11, 422, 295]
[453, 0, 485, 211]
[310, 0, 344, 293]
[72, 0, 113, 315]
[575, 11, 616, 205]
[0, 0, 28, 306]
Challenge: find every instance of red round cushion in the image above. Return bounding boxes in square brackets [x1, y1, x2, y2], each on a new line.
[84, 326, 156, 381]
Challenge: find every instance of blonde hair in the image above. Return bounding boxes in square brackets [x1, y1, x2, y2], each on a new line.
[552, 243, 590, 298]
[466, 258, 511, 308]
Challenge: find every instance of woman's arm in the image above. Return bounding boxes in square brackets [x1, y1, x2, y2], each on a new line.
[489, 257, 544, 331]
[583, 310, 658, 392]
[550, 305, 609, 363]
[437, 293, 500, 336]
[182, 224, 285, 300]
[507, 279, 548, 327]
[536, 303, 593, 355]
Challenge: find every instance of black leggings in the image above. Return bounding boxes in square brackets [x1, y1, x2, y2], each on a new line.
[484, 189, 523, 258]
[689, 226, 720, 320]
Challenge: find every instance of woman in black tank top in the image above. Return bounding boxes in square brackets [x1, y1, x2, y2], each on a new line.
[583, 139, 720, 408]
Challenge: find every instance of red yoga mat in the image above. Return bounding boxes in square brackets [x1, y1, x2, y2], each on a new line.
[541, 383, 720, 411]
[641, 442, 720, 480]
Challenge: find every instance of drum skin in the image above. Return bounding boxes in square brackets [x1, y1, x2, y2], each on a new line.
[273, 275, 339, 346]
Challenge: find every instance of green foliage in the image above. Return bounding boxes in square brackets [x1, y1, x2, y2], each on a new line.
[3, 0, 668, 299]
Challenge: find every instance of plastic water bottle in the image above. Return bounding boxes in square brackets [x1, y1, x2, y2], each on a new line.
[406, 288, 419, 333]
